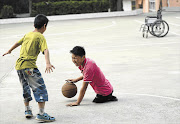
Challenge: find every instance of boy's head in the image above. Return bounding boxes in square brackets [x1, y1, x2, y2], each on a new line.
[70, 46, 86, 66]
[34, 14, 49, 32]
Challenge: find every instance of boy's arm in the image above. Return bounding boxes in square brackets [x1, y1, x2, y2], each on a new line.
[44, 49, 55, 73]
[76, 76, 83, 82]
[2, 42, 20, 56]
[66, 81, 89, 107]
[66, 76, 83, 83]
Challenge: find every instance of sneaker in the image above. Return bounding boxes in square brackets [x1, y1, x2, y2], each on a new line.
[35, 113, 55, 122]
[25, 110, 33, 118]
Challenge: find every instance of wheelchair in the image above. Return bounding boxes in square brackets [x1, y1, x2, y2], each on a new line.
[140, 7, 169, 38]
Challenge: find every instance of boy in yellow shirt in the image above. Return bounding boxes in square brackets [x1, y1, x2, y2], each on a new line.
[3, 14, 55, 122]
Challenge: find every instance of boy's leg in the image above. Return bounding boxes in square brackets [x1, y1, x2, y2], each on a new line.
[17, 70, 33, 102]
[108, 94, 118, 101]
[17, 70, 33, 118]
[38, 102, 45, 115]
[93, 94, 108, 103]
[93, 92, 118, 103]
[24, 102, 30, 111]
[26, 69, 48, 103]
[107, 91, 118, 101]
[24, 102, 33, 118]
[26, 68, 55, 122]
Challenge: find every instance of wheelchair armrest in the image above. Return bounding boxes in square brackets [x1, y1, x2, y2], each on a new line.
[146, 16, 157, 18]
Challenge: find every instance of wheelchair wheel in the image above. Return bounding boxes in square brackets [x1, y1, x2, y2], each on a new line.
[151, 20, 169, 37]
[148, 25, 155, 36]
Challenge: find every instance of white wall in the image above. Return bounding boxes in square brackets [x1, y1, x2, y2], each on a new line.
[123, 0, 132, 11]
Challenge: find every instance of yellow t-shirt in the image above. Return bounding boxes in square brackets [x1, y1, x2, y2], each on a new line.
[15, 32, 48, 70]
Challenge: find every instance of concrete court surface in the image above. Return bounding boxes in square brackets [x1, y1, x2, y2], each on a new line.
[0, 12, 180, 124]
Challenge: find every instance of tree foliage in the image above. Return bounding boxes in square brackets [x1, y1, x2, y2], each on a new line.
[0, 0, 29, 14]
[0, 5, 14, 18]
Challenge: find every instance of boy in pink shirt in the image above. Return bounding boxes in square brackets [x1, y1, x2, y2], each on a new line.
[66, 46, 118, 106]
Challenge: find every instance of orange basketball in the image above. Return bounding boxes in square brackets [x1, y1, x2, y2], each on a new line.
[62, 82, 77, 98]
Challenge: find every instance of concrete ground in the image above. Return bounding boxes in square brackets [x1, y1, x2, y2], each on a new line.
[0, 11, 180, 123]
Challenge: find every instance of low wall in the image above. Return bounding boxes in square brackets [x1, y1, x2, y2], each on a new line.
[0, 10, 143, 24]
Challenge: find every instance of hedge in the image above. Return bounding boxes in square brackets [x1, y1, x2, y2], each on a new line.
[0, 5, 14, 19]
[109, 0, 117, 11]
[31, 0, 112, 16]
[33, 0, 98, 3]
[0, 0, 29, 14]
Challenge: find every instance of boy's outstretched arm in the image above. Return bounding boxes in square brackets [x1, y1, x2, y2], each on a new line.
[2, 42, 20, 56]
[66, 81, 88, 107]
[44, 49, 55, 73]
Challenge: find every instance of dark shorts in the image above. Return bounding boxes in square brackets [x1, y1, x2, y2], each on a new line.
[92, 91, 118, 103]
[17, 68, 48, 102]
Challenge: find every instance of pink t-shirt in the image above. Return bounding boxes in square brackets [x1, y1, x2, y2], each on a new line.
[79, 58, 113, 96]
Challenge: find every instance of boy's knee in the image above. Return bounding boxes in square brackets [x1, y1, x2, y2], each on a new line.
[33, 89, 48, 102]
[24, 97, 32, 102]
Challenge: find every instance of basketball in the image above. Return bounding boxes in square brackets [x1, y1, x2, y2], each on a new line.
[62, 82, 77, 98]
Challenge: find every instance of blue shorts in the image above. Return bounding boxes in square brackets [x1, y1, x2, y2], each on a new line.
[17, 68, 48, 102]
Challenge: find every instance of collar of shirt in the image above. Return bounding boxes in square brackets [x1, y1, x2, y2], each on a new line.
[78, 58, 87, 72]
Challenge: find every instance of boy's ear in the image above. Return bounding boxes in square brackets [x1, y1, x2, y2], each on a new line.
[82, 55, 85, 59]
[43, 24, 46, 28]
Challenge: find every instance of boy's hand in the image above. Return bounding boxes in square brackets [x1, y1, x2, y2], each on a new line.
[2, 42, 20, 56]
[45, 64, 55, 73]
[66, 102, 80, 107]
[2, 51, 11, 56]
[66, 79, 78, 83]
[66, 76, 83, 83]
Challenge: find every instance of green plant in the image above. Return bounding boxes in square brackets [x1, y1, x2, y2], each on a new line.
[31, 0, 111, 16]
[0, 5, 14, 19]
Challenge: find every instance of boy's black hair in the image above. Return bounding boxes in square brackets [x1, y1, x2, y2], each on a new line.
[34, 14, 49, 29]
[70, 46, 86, 57]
